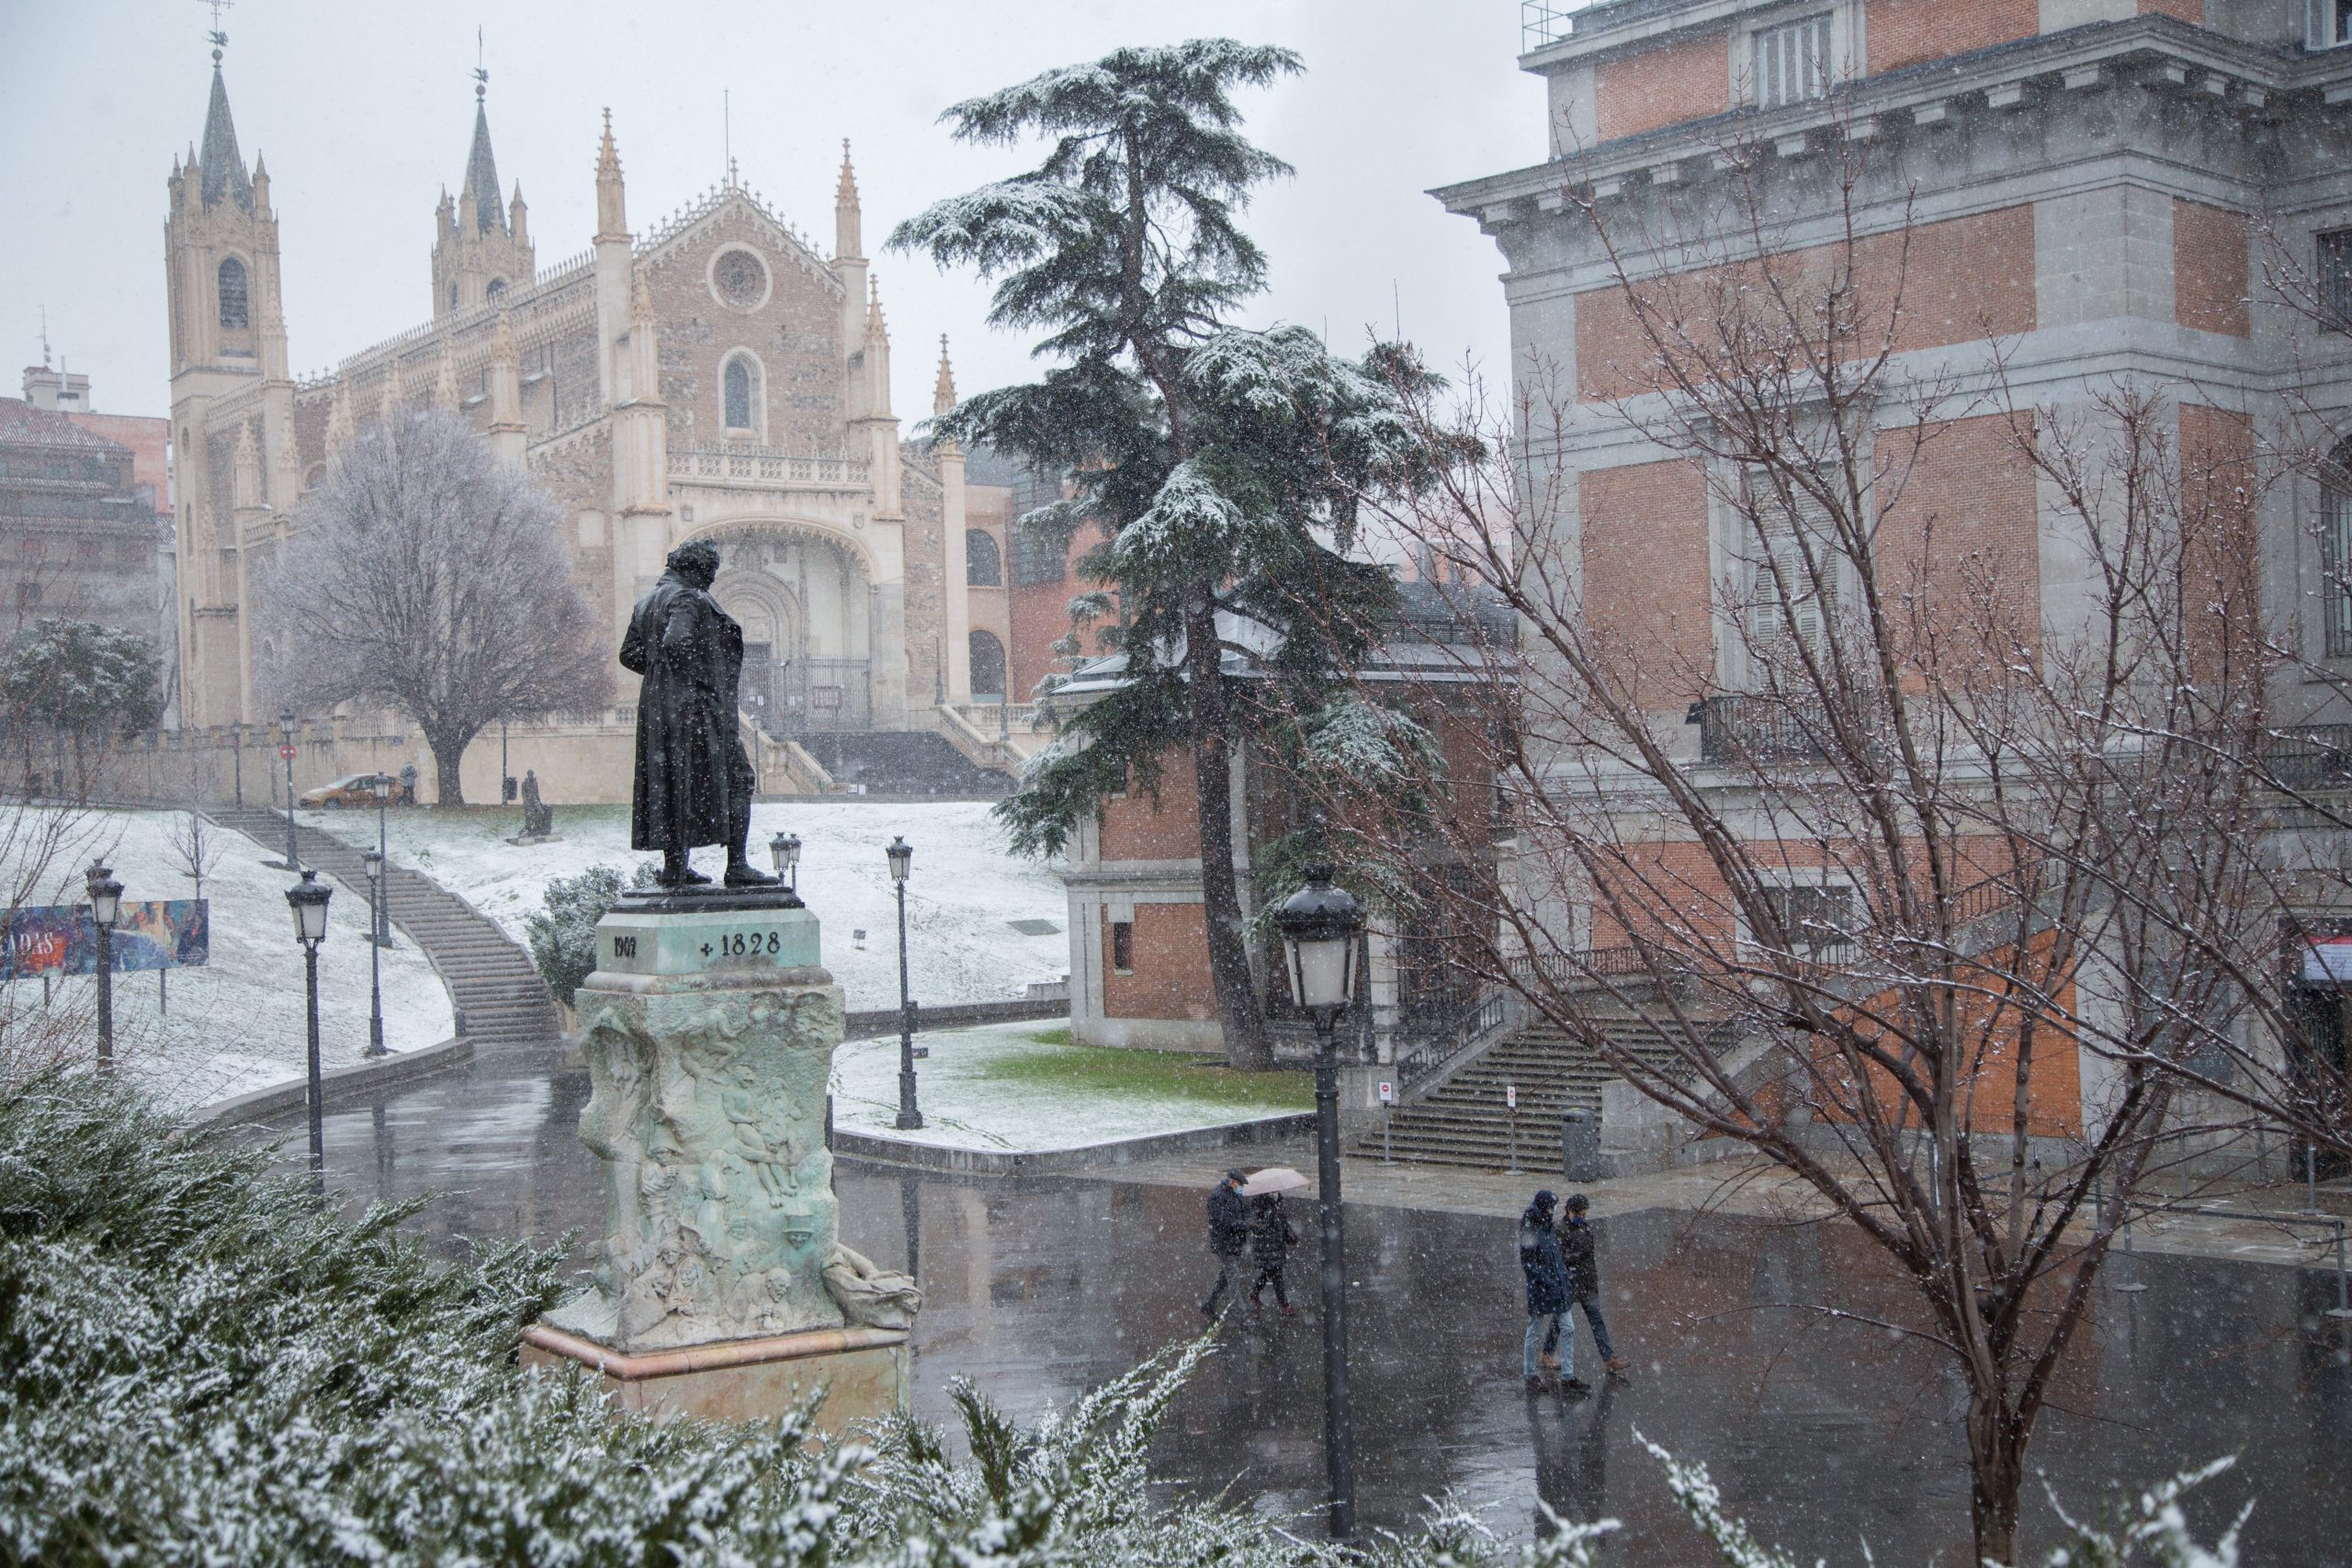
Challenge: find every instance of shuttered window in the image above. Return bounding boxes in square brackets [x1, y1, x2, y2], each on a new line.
[1743, 468, 1840, 654]
[1755, 14, 1832, 108]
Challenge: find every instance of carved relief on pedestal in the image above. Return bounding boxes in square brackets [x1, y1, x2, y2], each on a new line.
[551, 974, 916, 1352]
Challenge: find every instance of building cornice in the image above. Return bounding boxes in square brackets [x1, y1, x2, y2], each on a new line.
[1441, 17, 2349, 229]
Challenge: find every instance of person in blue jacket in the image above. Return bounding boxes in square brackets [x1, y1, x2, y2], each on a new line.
[1519, 1189, 1580, 1393]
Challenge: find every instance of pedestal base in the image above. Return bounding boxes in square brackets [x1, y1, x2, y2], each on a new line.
[521, 1322, 909, 1428]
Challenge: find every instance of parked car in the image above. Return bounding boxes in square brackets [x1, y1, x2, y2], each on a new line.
[298, 773, 412, 808]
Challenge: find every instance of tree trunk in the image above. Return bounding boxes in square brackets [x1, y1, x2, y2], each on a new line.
[426, 729, 468, 807]
[1186, 601, 1272, 1070]
[1966, 1389, 2027, 1566]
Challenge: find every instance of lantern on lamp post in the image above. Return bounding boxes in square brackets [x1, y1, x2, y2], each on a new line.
[85, 861, 123, 1073]
[285, 867, 334, 1189]
[770, 830, 801, 896]
[887, 835, 921, 1130]
[1272, 865, 1365, 1541]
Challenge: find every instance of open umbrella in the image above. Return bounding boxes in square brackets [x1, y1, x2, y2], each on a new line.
[1238, 1166, 1309, 1196]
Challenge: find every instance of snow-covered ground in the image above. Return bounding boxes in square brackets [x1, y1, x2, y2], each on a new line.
[830, 1021, 1306, 1150]
[304, 801, 1071, 1012]
[3, 809, 455, 1110]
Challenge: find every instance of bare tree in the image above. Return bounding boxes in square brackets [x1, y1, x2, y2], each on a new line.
[258, 411, 609, 806]
[1357, 137, 2296, 1563]
[160, 807, 220, 905]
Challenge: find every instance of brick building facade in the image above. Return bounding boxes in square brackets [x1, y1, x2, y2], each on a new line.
[1436, 0, 2352, 1136]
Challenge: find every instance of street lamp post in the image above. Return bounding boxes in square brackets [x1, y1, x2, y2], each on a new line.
[286, 867, 334, 1190]
[1273, 866, 1366, 1542]
[887, 835, 922, 1130]
[85, 861, 123, 1073]
[770, 830, 801, 897]
[372, 771, 392, 948]
[361, 848, 386, 1057]
[231, 721, 244, 808]
[277, 709, 300, 873]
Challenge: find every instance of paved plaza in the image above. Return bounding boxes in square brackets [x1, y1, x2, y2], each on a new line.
[261, 1031, 2352, 1566]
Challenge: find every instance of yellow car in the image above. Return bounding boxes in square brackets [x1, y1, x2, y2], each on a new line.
[298, 773, 412, 808]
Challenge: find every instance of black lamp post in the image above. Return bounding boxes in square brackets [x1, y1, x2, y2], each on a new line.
[361, 848, 387, 1056]
[371, 771, 393, 948]
[888, 835, 922, 1130]
[1273, 865, 1365, 1541]
[231, 720, 244, 807]
[277, 709, 300, 873]
[85, 861, 123, 1073]
[286, 867, 333, 1189]
[770, 830, 801, 896]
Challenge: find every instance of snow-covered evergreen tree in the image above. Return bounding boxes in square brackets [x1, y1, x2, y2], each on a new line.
[892, 39, 1425, 1069]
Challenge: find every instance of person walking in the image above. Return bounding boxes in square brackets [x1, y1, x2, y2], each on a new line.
[1201, 1169, 1251, 1315]
[1559, 1193, 1630, 1382]
[1520, 1189, 1572, 1393]
[1247, 1190, 1298, 1314]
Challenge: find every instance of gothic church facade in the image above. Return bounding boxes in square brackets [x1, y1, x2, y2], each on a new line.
[164, 48, 996, 799]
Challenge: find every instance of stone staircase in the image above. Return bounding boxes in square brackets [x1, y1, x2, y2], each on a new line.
[1359, 1010, 1739, 1172]
[210, 807, 559, 1054]
[792, 730, 1015, 797]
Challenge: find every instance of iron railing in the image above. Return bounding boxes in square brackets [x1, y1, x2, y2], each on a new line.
[1689, 693, 1836, 764]
[1522, 0, 1580, 50]
[1394, 990, 1510, 1094]
[2263, 724, 2352, 792]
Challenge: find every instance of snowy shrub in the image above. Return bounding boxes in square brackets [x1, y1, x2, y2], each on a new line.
[525, 861, 656, 1004]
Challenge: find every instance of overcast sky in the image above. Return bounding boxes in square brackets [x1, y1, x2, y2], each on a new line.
[1, 1, 1544, 423]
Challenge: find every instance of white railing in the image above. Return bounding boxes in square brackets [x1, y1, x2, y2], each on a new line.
[670, 444, 870, 488]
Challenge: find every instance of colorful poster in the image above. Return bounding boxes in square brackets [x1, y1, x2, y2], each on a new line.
[0, 900, 209, 979]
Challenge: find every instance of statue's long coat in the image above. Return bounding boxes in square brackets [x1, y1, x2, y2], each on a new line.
[620, 570, 752, 852]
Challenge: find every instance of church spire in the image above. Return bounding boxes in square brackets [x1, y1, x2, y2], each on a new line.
[460, 64, 507, 237]
[198, 36, 254, 213]
[595, 108, 628, 242]
[834, 140, 863, 262]
[933, 335, 956, 417]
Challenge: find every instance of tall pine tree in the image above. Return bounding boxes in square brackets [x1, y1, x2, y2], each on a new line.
[894, 40, 1417, 1067]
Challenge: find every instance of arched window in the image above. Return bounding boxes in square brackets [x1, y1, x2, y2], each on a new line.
[966, 529, 1002, 586]
[217, 257, 249, 330]
[2325, 436, 2352, 658]
[723, 355, 759, 433]
[486, 278, 507, 303]
[447, 283, 458, 313]
[969, 630, 1007, 699]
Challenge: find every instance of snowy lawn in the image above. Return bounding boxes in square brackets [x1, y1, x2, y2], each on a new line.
[3, 809, 455, 1111]
[830, 1021, 1310, 1151]
[303, 801, 1070, 1012]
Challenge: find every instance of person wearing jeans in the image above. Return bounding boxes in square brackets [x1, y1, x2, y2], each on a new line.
[1557, 1192, 1630, 1381]
[1519, 1190, 1577, 1392]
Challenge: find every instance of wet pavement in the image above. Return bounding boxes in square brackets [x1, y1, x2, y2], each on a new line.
[279, 1038, 2352, 1565]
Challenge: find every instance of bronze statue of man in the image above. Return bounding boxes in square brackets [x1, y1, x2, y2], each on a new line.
[619, 540, 780, 887]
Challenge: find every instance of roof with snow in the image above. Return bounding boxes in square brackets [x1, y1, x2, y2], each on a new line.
[0, 399, 133, 455]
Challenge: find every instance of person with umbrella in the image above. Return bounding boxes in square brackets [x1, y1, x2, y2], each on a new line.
[1241, 1167, 1306, 1314]
[1201, 1168, 1251, 1315]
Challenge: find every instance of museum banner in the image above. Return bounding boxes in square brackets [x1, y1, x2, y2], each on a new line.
[0, 899, 209, 979]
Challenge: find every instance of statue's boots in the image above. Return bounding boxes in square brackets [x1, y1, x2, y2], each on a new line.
[722, 800, 780, 886]
[661, 849, 713, 886]
[724, 858, 780, 887]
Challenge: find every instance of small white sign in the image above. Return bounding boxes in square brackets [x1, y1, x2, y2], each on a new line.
[1377, 1081, 1394, 1105]
[1506, 1084, 1518, 1110]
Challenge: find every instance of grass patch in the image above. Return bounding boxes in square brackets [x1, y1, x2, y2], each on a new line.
[990, 1039, 1312, 1112]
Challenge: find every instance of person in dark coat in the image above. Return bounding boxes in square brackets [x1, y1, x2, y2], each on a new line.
[1520, 1189, 1576, 1393]
[618, 541, 777, 887]
[1201, 1169, 1251, 1315]
[1559, 1193, 1629, 1380]
[1247, 1190, 1297, 1314]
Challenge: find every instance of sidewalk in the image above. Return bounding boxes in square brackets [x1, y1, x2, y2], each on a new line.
[1080, 1140, 2352, 1278]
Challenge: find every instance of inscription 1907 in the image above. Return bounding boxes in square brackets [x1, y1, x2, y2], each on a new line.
[613, 934, 638, 958]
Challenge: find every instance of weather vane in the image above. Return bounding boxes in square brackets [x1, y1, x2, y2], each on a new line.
[201, 0, 232, 58]
[475, 25, 488, 100]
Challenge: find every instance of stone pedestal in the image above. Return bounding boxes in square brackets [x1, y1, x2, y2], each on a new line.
[521, 1322, 909, 1427]
[534, 885, 920, 1427]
